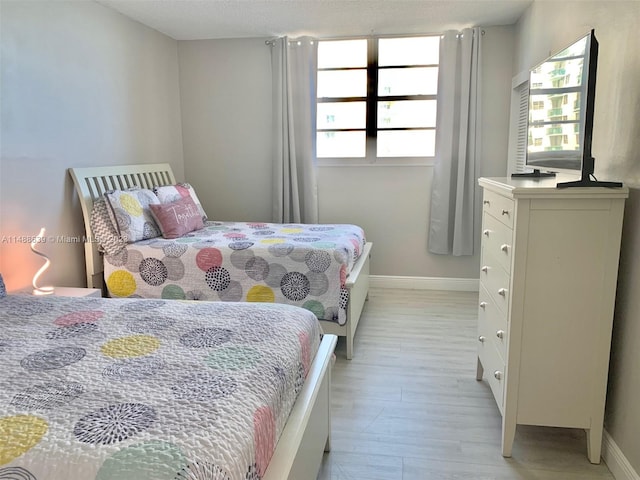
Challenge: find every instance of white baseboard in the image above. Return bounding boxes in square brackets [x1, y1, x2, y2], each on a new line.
[602, 429, 640, 480]
[369, 275, 479, 292]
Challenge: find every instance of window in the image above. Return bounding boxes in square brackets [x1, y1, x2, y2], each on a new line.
[316, 36, 440, 163]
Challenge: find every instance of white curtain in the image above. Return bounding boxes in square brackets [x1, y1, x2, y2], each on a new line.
[428, 27, 482, 256]
[271, 36, 319, 224]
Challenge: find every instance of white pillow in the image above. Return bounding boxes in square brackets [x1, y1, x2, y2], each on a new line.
[104, 188, 161, 243]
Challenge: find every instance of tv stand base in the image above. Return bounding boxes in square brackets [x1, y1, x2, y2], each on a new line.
[556, 156, 623, 188]
[557, 179, 623, 189]
[512, 169, 556, 178]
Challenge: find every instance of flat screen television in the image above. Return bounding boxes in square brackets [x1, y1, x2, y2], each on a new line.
[512, 29, 621, 188]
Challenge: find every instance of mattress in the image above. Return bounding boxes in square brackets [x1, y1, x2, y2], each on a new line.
[103, 221, 366, 325]
[0, 294, 321, 479]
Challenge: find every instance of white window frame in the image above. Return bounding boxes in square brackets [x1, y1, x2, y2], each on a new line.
[316, 35, 440, 167]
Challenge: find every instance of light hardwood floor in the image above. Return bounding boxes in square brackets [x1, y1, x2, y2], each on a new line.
[317, 288, 615, 480]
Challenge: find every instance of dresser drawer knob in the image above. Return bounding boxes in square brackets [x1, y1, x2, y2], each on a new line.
[483, 229, 491, 237]
[498, 288, 507, 297]
[494, 371, 503, 380]
[481, 266, 489, 273]
[501, 209, 510, 216]
[500, 244, 509, 253]
[496, 330, 505, 339]
[483, 200, 490, 206]
[478, 335, 486, 343]
[479, 302, 487, 309]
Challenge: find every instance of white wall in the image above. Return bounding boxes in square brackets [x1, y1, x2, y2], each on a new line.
[514, 1, 640, 473]
[514, 1, 640, 185]
[179, 26, 516, 278]
[0, 3, 515, 286]
[178, 38, 273, 222]
[0, 0, 184, 290]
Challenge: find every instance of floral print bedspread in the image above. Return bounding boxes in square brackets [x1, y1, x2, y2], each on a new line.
[104, 221, 366, 325]
[0, 294, 321, 479]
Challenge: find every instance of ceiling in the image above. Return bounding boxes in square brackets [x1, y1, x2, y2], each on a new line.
[96, 0, 533, 40]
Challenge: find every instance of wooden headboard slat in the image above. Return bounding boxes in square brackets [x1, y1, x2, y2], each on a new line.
[117, 175, 130, 191]
[99, 178, 110, 196]
[149, 171, 165, 189]
[68, 163, 177, 289]
[84, 178, 98, 201]
[120, 174, 134, 190]
[121, 174, 134, 189]
[99, 177, 111, 195]
[144, 173, 154, 189]
[136, 173, 148, 189]
[104, 176, 117, 192]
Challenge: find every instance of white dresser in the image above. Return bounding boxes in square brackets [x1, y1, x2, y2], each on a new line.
[476, 176, 628, 464]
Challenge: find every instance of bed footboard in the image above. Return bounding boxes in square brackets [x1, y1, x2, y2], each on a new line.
[264, 333, 337, 480]
[320, 242, 372, 359]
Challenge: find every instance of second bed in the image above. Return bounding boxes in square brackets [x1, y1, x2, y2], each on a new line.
[70, 163, 371, 359]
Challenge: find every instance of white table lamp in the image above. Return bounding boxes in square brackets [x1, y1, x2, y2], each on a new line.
[31, 227, 54, 295]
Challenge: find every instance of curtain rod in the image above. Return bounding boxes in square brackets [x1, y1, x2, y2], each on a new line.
[265, 29, 484, 46]
[265, 37, 316, 46]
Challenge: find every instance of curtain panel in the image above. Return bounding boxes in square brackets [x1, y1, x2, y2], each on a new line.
[270, 37, 319, 224]
[428, 27, 483, 256]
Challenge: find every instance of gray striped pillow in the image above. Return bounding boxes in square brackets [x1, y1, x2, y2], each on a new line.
[90, 197, 126, 255]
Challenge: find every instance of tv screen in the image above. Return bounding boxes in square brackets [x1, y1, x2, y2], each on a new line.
[525, 31, 594, 174]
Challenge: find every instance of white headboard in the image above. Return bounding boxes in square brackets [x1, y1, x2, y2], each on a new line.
[68, 163, 177, 289]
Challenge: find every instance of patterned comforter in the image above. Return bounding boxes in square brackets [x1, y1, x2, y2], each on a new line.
[103, 221, 366, 325]
[0, 294, 321, 480]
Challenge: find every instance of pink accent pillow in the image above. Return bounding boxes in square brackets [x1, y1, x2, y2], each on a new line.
[149, 196, 204, 239]
[153, 183, 208, 222]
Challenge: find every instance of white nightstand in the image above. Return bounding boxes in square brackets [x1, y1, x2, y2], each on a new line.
[50, 287, 102, 298]
[13, 287, 102, 298]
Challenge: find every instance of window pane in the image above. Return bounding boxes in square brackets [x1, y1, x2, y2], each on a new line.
[377, 130, 435, 157]
[318, 39, 367, 68]
[378, 67, 438, 96]
[317, 131, 366, 158]
[317, 102, 366, 129]
[529, 93, 580, 123]
[317, 70, 367, 98]
[378, 100, 437, 128]
[379, 36, 440, 66]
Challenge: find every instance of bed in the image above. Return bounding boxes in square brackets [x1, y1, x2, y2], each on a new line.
[0, 292, 337, 480]
[69, 164, 371, 359]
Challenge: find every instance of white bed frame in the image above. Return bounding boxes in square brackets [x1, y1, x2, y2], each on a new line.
[265, 333, 337, 480]
[69, 163, 371, 359]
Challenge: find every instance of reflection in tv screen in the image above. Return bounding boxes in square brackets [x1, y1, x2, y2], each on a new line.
[526, 35, 588, 173]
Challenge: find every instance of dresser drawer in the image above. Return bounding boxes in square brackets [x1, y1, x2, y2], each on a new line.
[478, 285, 508, 362]
[482, 190, 515, 229]
[480, 251, 510, 316]
[482, 213, 513, 275]
[477, 328, 506, 412]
